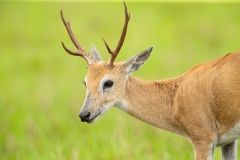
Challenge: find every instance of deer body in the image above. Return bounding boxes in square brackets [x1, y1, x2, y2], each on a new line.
[61, 2, 240, 160]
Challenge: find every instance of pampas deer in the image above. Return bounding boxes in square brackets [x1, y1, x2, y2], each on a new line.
[61, 2, 240, 160]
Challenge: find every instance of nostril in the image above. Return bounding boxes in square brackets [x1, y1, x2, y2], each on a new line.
[79, 111, 91, 122]
[85, 112, 90, 118]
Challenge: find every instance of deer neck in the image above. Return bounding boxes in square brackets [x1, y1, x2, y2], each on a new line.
[119, 75, 184, 135]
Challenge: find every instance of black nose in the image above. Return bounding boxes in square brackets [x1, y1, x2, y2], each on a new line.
[79, 111, 90, 122]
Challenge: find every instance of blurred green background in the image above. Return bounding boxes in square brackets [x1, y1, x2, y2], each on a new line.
[1, 1, 240, 160]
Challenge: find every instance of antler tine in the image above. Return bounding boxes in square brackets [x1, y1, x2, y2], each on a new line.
[60, 8, 92, 65]
[102, 1, 130, 69]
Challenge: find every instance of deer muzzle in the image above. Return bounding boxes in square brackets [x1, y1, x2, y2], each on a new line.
[79, 110, 102, 123]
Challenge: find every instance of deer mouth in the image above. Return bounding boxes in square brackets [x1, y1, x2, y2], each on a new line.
[87, 112, 102, 124]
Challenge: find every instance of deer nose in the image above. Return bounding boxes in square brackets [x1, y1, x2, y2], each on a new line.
[79, 111, 90, 122]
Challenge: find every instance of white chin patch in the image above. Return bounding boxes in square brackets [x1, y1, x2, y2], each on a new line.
[115, 100, 127, 112]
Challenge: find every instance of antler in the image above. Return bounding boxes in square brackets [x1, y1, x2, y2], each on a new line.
[60, 8, 92, 65]
[102, 1, 130, 69]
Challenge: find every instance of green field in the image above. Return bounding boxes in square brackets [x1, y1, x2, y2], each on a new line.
[1, 1, 240, 160]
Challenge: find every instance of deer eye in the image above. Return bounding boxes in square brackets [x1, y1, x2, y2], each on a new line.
[103, 80, 114, 90]
[83, 81, 86, 87]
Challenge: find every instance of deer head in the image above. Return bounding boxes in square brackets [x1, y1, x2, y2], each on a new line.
[61, 2, 153, 123]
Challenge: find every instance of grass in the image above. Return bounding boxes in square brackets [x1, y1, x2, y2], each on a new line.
[1, 1, 240, 160]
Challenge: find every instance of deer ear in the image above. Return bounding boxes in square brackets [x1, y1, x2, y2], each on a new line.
[123, 47, 153, 74]
[91, 44, 103, 63]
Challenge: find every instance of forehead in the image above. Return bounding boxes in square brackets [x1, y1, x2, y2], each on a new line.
[86, 62, 123, 81]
